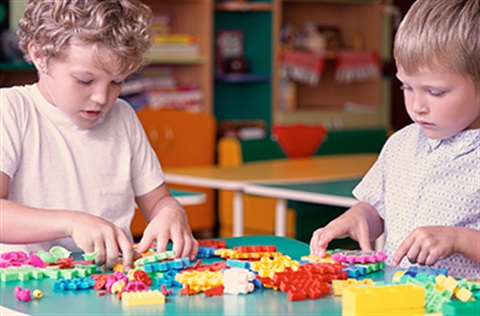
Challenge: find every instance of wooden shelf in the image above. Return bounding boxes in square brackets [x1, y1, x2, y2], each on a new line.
[148, 56, 204, 65]
[215, 1, 272, 11]
[215, 73, 270, 83]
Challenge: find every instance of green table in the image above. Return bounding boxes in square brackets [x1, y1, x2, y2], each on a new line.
[0, 236, 395, 315]
[170, 189, 206, 206]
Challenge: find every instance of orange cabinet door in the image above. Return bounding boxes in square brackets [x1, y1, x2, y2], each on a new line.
[132, 108, 216, 238]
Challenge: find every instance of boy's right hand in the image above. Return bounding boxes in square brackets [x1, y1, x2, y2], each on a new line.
[309, 202, 374, 257]
[68, 212, 134, 270]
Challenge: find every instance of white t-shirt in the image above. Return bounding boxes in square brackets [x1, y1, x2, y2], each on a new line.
[0, 84, 164, 253]
[353, 123, 480, 278]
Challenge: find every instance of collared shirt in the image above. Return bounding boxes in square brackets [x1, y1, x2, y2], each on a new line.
[353, 123, 479, 278]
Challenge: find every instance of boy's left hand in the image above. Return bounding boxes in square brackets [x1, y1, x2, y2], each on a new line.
[136, 206, 199, 260]
[392, 226, 456, 266]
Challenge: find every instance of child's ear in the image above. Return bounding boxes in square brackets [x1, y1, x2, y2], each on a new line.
[27, 42, 47, 73]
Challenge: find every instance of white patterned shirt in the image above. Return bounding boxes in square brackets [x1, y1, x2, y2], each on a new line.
[353, 123, 480, 278]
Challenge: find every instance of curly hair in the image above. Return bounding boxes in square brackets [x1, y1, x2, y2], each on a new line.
[17, 0, 153, 75]
[394, 0, 480, 88]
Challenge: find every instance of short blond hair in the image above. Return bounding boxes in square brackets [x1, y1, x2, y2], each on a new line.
[394, 0, 480, 87]
[17, 0, 153, 75]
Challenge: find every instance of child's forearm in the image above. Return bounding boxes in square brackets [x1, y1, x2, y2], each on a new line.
[355, 202, 385, 242]
[455, 227, 480, 263]
[136, 184, 187, 222]
[0, 199, 74, 244]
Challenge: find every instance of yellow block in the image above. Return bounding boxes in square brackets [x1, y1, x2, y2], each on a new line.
[122, 290, 165, 306]
[343, 284, 424, 315]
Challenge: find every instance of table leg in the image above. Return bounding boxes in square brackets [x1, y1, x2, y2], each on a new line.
[232, 191, 244, 237]
[274, 199, 287, 236]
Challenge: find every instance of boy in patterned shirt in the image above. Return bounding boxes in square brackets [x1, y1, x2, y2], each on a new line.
[310, 0, 479, 278]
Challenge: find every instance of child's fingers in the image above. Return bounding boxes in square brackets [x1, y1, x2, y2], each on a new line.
[310, 228, 333, 257]
[154, 232, 170, 254]
[117, 234, 134, 270]
[104, 234, 120, 269]
[179, 235, 198, 260]
[170, 229, 185, 258]
[356, 227, 373, 252]
[392, 234, 414, 266]
[136, 233, 156, 254]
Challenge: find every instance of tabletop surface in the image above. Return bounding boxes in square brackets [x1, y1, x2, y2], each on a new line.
[0, 235, 396, 315]
[244, 178, 362, 207]
[164, 154, 377, 190]
[170, 188, 206, 205]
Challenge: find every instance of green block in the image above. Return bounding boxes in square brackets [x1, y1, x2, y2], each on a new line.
[1, 270, 20, 282]
[31, 268, 46, 279]
[60, 269, 79, 279]
[442, 300, 480, 315]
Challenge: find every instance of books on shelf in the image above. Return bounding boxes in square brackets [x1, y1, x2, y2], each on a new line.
[121, 66, 203, 112]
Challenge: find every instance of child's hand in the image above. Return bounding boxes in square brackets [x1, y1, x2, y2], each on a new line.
[310, 210, 372, 257]
[392, 226, 456, 266]
[136, 206, 199, 261]
[68, 212, 134, 270]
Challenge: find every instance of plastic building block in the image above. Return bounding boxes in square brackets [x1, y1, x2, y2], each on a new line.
[121, 290, 165, 306]
[454, 287, 473, 302]
[32, 289, 42, 299]
[53, 277, 96, 291]
[331, 250, 387, 264]
[123, 281, 149, 292]
[110, 280, 126, 294]
[175, 270, 224, 293]
[134, 250, 175, 267]
[233, 246, 277, 253]
[49, 246, 71, 259]
[223, 268, 255, 295]
[196, 246, 218, 258]
[331, 279, 374, 296]
[342, 284, 424, 315]
[160, 284, 173, 296]
[342, 264, 367, 278]
[405, 265, 447, 277]
[226, 259, 250, 270]
[82, 249, 99, 261]
[204, 285, 224, 296]
[197, 239, 226, 249]
[301, 253, 336, 263]
[442, 300, 480, 315]
[14, 286, 32, 302]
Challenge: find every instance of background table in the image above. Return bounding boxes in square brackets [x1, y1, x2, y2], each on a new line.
[165, 154, 377, 236]
[244, 178, 361, 236]
[170, 189, 206, 206]
[0, 235, 395, 315]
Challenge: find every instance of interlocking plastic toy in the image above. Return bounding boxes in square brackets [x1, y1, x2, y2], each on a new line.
[331, 250, 386, 264]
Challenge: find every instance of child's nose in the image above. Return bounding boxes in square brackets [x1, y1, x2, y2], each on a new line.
[410, 94, 427, 113]
[91, 86, 109, 105]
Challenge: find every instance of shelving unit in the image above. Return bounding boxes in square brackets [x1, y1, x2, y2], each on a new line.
[273, 0, 389, 129]
[141, 0, 214, 114]
[214, 0, 275, 128]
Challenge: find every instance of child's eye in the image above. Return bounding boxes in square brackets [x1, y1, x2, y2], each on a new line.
[400, 84, 412, 91]
[76, 79, 92, 85]
[428, 90, 445, 97]
[111, 80, 124, 86]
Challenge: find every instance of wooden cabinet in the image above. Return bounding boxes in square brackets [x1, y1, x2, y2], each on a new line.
[273, 0, 389, 130]
[141, 0, 214, 114]
[130, 1, 216, 238]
